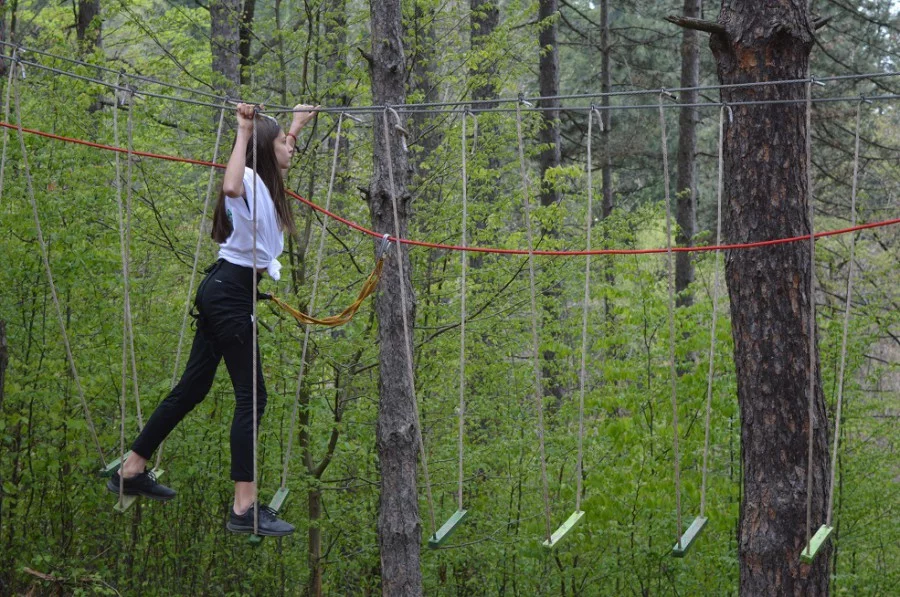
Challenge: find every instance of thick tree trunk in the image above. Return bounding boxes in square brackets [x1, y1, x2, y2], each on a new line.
[307, 488, 323, 596]
[537, 0, 560, 211]
[675, 0, 700, 305]
[470, 0, 499, 107]
[710, 2, 830, 595]
[209, 0, 241, 96]
[238, 0, 255, 85]
[368, 2, 422, 595]
[76, 0, 101, 49]
[599, 0, 612, 220]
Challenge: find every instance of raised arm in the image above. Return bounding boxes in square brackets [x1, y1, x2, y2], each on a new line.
[222, 103, 256, 198]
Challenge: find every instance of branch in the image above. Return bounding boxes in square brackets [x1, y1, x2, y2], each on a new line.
[813, 16, 833, 31]
[664, 15, 725, 36]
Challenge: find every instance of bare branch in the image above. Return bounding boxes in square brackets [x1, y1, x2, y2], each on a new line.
[664, 15, 726, 36]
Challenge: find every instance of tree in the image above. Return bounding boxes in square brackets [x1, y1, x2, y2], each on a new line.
[672, 2, 832, 594]
[209, 0, 241, 95]
[75, 0, 101, 50]
[674, 0, 700, 305]
[368, 1, 423, 594]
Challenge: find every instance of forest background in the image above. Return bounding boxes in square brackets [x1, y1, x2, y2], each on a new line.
[0, 0, 897, 595]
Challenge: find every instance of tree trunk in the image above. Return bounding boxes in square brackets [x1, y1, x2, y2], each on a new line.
[599, 0, 612, 220]
[209, 0, 241, 96]
[674, 0, 701, 305]
[0, 321, 7, 414]
[239, 0, 256, 85]
[537, 0, 560, 212]
[0, 1, 8, 78]
[368, 2, 422, 595]
[76, 0, 101, 50]
[470, 0, 499, 107]
[307, 488, 323, 597]
[709, 2, 831, 594]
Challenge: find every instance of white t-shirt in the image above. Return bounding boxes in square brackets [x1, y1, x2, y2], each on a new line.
[217, 167, 285, 280]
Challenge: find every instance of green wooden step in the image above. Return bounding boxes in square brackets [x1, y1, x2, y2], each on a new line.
[542, 510, 584, 549]
[800, 525, 833, 563]
[428, 509, 469, 549]
[672, 516, 708, 557]
[100, 451, 132, 478]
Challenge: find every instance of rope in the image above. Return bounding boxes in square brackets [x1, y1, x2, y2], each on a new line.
[380, 106, 437, 536]
[457, 111, 473, 511]
[12, 65, 106, 464]
[123, 87, 142, 430]
[0, 121, 898, 257]
[826, 100, 862, 527]
[281, 114, 345, 488]
[266, 263, 382, 327]
[515, 101, 552, 542]
[699, 105, 729, 518]
[0, 49, 15, 208]
[251, 114, 260, 534]
[157, 101, 228, 471]
[576, 108, 602, 512]
[803, 80, 821, 553]
[660, 93, 683, 548]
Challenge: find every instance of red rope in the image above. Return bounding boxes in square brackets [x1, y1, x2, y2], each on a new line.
[4, 120, 898, 256]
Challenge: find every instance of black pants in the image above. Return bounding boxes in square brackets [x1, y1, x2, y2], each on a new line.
[132, 259, 267, 482]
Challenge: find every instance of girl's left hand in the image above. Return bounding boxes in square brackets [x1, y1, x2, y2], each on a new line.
[292, 104, 320, 129]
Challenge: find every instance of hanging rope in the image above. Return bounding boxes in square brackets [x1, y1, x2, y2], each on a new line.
[381, 106, 437, 535]
[699, 104, 730, 518]
[112, 76, 141, 502]
[825, 99, 863, 527]
[659, 92, 684, 549]
[251, 113, 260, 534]
[576, 108, 603, 512]
[156, 101, 228, 470]
[804, 80, 818, 554]
[457, 110, 475, 511]
[13, 60, 106, 464]
[280, 113, 345, 489]
[514, 100, 553, 542]
[0, 49, 16, 208]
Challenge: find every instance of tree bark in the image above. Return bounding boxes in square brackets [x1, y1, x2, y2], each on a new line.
[470, 0, 499, 107]
[209, 0, 241, 96]
[76, 0, 101, 50]
[599, 0, 612, 220]
[238, 0, 255, 85]
[537, 0, 561, 212]
[368, 2, 422, 595]
[710, 2, 831, 594]
[0, 321, 7, 420]
[674, 0, 701, 305]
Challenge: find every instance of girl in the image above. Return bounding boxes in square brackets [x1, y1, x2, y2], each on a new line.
[107, 102, 318, 536]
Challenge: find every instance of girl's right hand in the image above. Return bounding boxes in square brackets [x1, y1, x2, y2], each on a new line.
[236, 103, 258, 133]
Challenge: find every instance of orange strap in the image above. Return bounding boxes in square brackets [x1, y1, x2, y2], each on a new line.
[267, 259, 383, 327]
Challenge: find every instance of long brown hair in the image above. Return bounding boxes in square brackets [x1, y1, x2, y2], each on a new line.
[211, 115, 297, 243]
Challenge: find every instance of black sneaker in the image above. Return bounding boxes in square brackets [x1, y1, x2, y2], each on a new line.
[227, 503, 295, 537]
[106, 470, 176, 501]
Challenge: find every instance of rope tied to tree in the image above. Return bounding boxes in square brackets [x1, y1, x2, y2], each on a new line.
[514, 99, 553, 542]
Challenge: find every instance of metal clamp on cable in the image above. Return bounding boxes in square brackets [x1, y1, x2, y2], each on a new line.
[517, 92, 534, 108]
[376, 233, 392, 261]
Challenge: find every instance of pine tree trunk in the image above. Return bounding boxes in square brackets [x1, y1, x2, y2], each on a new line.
[470, 0, 499, 106]
[368, 1, 423, 595]
[209, 0, 241, 96]
[599, 0, 612, 220]
[239, 0, 256, 85]
[76, 0, 101, 49]
[710, 2, 831, 594]
[538, 0, 560, 211]
[675, 0, 700, 305]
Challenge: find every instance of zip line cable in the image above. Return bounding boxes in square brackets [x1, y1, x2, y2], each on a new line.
[3, 44, 900, 115]
[0, 118, 896, 257]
